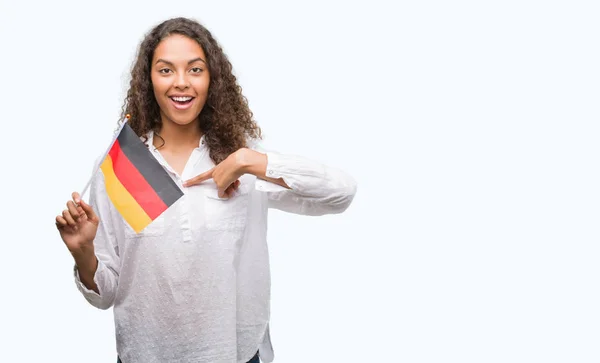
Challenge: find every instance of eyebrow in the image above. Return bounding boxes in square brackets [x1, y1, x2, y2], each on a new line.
[155, 57, 207, 66]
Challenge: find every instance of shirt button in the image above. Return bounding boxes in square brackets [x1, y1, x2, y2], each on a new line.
[268, 170, 274, 176]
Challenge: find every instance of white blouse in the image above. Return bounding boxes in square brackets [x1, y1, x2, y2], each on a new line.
[74, 131, 357, 363]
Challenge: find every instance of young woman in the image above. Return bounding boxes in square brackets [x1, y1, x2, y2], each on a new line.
[55, 17, 356, 363]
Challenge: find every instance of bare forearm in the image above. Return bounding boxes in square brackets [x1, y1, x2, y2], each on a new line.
[73, 249, 99, 294]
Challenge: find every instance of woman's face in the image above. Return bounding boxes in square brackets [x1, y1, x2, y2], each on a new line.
[151, 34, 210, 128]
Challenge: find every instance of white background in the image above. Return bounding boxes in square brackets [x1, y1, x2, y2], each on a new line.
[0, 0, 599, 362]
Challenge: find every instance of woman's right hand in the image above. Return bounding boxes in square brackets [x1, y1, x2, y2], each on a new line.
[55, 192, 100, 256]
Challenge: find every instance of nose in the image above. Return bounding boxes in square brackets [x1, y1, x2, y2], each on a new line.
[174, 72, 189, 90]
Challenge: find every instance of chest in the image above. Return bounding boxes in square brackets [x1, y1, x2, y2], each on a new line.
[116, 173, 257, 242]
[158, 149, 195, 176]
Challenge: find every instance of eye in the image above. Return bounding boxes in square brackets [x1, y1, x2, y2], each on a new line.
[158, 68, 172, 74]
[190, 67, 204, 74]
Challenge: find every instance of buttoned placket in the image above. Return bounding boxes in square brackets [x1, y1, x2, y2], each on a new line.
[146, 132, 207, 243]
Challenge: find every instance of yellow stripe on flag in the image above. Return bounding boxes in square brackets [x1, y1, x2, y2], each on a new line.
[100, 155, 152, 233]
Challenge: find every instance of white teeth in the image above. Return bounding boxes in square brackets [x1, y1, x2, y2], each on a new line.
[171, 96, 193, 102]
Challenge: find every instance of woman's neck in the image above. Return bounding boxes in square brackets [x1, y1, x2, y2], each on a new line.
[154, 118, 202, 151]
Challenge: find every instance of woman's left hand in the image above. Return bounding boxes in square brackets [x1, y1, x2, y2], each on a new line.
[183, 148, 249, 198]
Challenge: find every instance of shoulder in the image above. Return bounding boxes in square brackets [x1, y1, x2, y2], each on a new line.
[245, 136, 271, 153]
[245, 137, 258, 152]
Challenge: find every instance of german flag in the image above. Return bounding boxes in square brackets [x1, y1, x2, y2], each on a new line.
[99, 122, 183, 233]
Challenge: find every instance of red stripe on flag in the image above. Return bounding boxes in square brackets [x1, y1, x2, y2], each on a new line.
[108, 140, 169, 220]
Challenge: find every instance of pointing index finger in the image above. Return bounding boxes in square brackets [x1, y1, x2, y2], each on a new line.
[184, 168, 214, 187]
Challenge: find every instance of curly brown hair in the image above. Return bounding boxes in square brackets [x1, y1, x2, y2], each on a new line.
[120, 17, 261, 164]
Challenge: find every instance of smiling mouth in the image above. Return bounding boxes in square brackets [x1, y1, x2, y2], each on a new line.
[170, 96, 195, 105]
